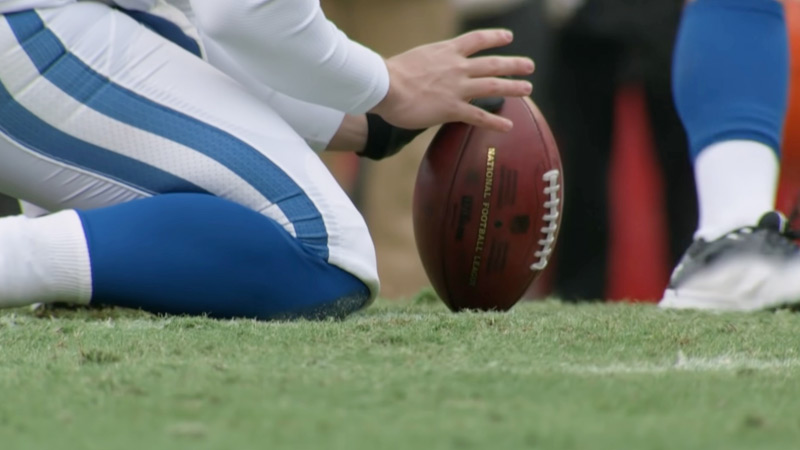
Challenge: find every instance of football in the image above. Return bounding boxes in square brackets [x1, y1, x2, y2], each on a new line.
[412, 96, 564, 312]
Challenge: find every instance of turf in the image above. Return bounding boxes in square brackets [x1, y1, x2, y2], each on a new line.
[2, 297, 800, 450]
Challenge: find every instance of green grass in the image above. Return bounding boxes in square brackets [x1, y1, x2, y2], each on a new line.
[2, 298, 800, 450]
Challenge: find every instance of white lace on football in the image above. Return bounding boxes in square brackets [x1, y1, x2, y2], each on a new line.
[531, 169, 561, 271]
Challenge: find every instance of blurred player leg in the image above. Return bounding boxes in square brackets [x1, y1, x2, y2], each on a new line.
[640, 0, 698, 275]
[548, 19, 621, 301]
[0, 5, 377, 319]
[660, 0, 800, 311]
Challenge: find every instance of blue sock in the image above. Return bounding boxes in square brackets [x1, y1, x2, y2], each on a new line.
[77, 194, 371, 320]
[672, 0, 789, 161]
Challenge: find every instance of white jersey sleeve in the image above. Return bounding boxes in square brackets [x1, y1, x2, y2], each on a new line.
[189, 0, 390, 115]
[0, 0, 74, 13]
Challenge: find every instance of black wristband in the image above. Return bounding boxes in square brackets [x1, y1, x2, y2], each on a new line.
[359, 114, 394, 160]
[358, 114, 425, 161]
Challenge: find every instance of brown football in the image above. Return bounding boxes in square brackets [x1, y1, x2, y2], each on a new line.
[412, 96, 564, 312]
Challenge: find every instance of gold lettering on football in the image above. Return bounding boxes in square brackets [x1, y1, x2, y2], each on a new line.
[469, 148, 497, 286]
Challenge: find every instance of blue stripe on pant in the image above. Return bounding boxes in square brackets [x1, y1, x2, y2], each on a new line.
[120, 9, 203, 58]
[0, 79, 207, 195]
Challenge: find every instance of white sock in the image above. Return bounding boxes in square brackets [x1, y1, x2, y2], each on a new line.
[694, 140, 779, 241]
[0, 210, 92, 308]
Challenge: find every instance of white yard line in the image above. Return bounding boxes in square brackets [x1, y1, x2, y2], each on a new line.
[558, 352, 800, 375]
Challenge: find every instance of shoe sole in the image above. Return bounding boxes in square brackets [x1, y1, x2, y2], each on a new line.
[660, 288, 800, 312]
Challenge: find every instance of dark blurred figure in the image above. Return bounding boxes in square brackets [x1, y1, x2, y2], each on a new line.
[550, 0, 696, 301]
[0, 194, 19, 217]
[459, 0, 698, 301]
[458, 0, 556, 118]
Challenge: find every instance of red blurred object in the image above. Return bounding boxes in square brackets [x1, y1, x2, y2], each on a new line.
[607, 85, 670, 303]
[777, 0, 800, 228]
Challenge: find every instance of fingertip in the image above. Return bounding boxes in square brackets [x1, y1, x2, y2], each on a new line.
[526, 58, 536, 73]
[523, 81, 533, 95]
[495, 117, 513, 133]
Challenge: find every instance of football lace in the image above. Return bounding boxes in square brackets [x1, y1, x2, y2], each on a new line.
[531, 169, 561, 271]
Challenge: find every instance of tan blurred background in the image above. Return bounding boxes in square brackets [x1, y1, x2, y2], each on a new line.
[320, 0, 459, 299]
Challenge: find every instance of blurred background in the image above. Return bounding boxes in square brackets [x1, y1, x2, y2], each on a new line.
[318, 0, 695, 303]
[0, 0, 699, 303]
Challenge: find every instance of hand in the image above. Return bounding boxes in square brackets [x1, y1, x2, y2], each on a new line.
[370, 29, 534, 132]
[358, 97, 506, 160]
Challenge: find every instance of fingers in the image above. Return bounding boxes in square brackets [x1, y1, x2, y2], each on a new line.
[374, 29, 532, 132]
[451, 29, 514, 56]
[465, 56, 535, 78]
[456, 103, 514, 133]
[463, 78, 532, 99]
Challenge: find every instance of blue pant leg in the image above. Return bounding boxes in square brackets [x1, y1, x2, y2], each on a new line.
[672, 0, 789, 161]
[79, 194, 371, 321]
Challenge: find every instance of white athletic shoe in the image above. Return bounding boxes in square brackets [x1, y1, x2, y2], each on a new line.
[660, 211, 800, 311]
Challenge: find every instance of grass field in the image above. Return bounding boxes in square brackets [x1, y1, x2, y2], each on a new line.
[2, 295, 800, 450]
